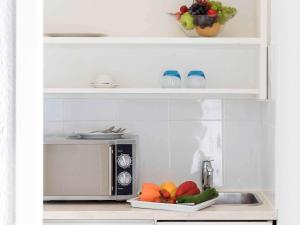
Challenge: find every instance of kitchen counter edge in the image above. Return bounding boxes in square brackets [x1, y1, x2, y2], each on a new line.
[44, 191, 277, 221]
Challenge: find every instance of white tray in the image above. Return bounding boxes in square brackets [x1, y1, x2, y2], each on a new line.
[127, 197, 218, 212]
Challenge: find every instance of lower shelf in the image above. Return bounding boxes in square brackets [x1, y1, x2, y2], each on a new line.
[44, 88, 260, 99]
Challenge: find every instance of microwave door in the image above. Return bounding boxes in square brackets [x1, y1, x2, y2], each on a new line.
[44, 144, 112, 198]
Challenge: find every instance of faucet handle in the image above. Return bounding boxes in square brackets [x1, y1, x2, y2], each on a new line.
[203, 159, 214, 162]
[202, 159, 214, 168]
[207, 167, 214, 175]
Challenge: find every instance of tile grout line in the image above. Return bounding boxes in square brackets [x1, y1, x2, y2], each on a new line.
[167, 99, 171, 171]
[62, 98, 66, 135]
[221, 99, 226, 188]
[259, 101, 264, 188]
[114, 99, 119, 125]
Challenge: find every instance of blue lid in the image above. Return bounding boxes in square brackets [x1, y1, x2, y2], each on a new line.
[163, 70, 181, 79]
[188, 70, 206, 78]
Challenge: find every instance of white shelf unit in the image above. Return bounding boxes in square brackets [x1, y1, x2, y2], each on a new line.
[44, 0, 269, 99]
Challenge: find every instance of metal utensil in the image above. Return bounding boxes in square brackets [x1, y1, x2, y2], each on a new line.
[119, 128, 126, 133]
[90, 126, 115, 134]
[113, 128, 122, 133]
[112, 128, 126, 133]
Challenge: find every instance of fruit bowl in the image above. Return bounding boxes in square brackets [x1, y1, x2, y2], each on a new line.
[195, 23, 221, 37]
[172, 0, 237, 37]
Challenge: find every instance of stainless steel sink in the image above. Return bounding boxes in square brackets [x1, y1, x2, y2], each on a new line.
[215, 192, 262, 205]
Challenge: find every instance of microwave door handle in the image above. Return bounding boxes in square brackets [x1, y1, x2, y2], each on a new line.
[108, 145, 113, 196]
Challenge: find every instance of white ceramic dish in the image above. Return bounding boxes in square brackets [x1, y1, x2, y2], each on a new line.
[44, 33, 106, 37]
[127, 197, 218, 212]
[90, 83, 120, 88]
[69, 132, 124, 140]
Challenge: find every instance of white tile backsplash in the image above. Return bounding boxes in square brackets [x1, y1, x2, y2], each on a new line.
[261, 101, 275, 199]
[44, 98, 274, 190]
[223, 100, 262, 122]
[169, 99, 222, 121]
[116, 99, 169, 121]
[117, 121, 170, 185]
[44, 99, 63, 121]
[63, 121, 116, 135]
[262, 101, 275, 127]
[261, 124, 275, 190]
[169, 121, 222, 187]
[63, 99, 116, 121]
[44, 122, 63, 136]
[223, 121, 262, 189]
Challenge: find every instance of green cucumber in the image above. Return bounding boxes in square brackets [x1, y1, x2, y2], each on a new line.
[176, 188, 219, 204]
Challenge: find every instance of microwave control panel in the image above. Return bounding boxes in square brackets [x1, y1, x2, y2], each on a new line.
[115, 144, 133, 196]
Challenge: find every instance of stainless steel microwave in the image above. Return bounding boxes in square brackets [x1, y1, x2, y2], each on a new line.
[43, 137, 136, 201]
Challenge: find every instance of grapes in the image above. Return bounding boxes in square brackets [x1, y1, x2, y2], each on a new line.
[189, 2, 210, 15]
[179, 0, 237, 29]
[208, 0, 237, 24]
[194, 15, 217, 28]
[216, 6, 237, 24]
[209, 1, 223, 11]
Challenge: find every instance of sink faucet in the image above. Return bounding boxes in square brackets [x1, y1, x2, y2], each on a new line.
[202, 160, 214, 190]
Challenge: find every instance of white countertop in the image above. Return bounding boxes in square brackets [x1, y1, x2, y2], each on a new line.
[44, 191, 277, 221]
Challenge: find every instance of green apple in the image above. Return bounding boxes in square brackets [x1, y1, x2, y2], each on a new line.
[180, 12, 195, 30]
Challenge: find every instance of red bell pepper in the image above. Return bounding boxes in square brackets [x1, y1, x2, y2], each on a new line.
[176, 181, 201, 198]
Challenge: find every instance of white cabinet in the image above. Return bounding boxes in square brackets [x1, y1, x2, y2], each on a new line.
[44, 221, 273, 225]
[44, 221, 272, 225]
[44, 220, 154, 225]
[44, 221, 153, 225]
[158, 223, 272, 225]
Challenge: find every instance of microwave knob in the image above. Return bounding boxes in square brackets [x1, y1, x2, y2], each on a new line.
[117, 171, 132, 186]
[117, 154, 132, 169]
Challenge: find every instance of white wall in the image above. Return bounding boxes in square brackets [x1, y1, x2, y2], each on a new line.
[44, 98, 268, 190]
[0, 0, 15, 225]
[272, 0, 300, 224]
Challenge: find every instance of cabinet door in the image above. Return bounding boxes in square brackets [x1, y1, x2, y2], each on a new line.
[44, 220, 155, 225]
[158, 223, 272, 225]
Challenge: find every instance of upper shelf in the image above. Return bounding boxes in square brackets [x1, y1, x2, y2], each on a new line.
[44, 88, 260, 99]
[44, 37, 264, 45]
[44, 0, 268, 40]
